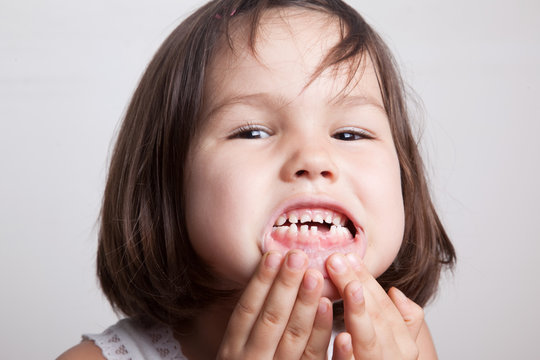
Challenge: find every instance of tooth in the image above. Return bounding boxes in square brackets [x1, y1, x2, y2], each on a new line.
[289, 214, 298, 223]
[313, 214, 324, 223]
[300, 214, 311, 223]
[277, 226, 288, 235]
[276, 216, 286, 226]
[310, 226, 318, 235]
[325, 214, 333, 224]
[332, 215, 342, 226]
[288, 223, 298, 235]
[300, 225, 309, 234]
[329, 225, 337, 235]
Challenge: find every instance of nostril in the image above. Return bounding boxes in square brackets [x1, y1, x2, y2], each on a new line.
[321, 170, 332, 178]
[294, 169, 333, 179]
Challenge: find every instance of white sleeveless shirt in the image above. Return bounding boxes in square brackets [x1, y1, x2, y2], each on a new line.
[84, 317, 337, 359]
[83, 318, 187, 360]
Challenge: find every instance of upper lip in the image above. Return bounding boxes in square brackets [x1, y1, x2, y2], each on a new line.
[261, 193, 362, 238]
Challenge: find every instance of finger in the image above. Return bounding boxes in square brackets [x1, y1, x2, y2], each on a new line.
[342, 280, 382, 359]
[326, 253, 413, 358]
[344, 253, 406, 328]
[388, 287, 424, 339]
[385, 288, 422, 360]
[301, 297, 333, 360]
[344, 253, 388, 298]
[220, 251, 283, 353]
[344, 254, 417, 356]
[275, 269, 324, 359]
[326, 253, 361, 297]
[325, 253, 385, 341]
[326, 253, 388, 324]
[325, 253, 382, 323]
[245, 250, 309, 354]
[326, 253, 358, 297]
[326, 253, 384, 305]
[331, 332, 354, 360]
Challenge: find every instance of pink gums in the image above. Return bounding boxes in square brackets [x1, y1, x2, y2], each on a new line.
[263, 226, 366, 278]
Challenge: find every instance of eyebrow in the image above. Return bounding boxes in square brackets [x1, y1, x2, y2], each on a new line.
[329, 94, 386, 112]
[204, 93, 291, 120]
[204, 92, 385, 120]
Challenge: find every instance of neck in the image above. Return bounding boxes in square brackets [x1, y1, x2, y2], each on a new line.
[174, 300, 236, 360]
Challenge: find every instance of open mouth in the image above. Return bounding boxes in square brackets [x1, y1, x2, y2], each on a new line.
[262, 205, 366, 279]
[263, 207, 361, 255]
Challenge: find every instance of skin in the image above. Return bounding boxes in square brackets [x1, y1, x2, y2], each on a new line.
[57, 7, 438, 360]
[185, 8, 404, 299]
[181, 8, 436, 359]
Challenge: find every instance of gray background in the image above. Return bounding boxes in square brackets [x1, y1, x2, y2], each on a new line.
[1, 0, 539, 358]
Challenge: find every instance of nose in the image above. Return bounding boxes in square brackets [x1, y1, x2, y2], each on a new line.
[280, 140, 339, 183]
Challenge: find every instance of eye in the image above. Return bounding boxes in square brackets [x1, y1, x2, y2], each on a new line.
[332, 128, 374, 141]
[229, 124, 272, 139]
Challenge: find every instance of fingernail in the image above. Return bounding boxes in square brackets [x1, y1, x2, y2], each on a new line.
[318, 299, 329, 314]
[350, 282, 364, 303]
[265, 252, 282, 269]
[329, 254, 347, 273]
[392, 287, 409, 305]
[341, 333, 352, 353]
[287, 252, 306, 269]
[303, 271, 319, 290]
[346, 253, 361, 269]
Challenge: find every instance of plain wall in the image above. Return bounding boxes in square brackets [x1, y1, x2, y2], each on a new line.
[1, 0, 539, 358]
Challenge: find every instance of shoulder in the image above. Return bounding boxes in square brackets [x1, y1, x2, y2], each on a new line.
[417, 320, 438, 360]
[56, 340, 106, 360]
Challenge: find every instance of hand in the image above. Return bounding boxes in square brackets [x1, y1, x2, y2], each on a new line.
[218, 250, 333, 359]
[326, 253, 424, 359]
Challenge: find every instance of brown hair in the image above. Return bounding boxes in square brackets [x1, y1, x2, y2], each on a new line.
[97, 0, 455, 328]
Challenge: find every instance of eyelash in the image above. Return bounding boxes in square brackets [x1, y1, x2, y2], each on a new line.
[228, 124, 272, 139]
[228, 124, 374, 141]
[332, 128, 374, 141]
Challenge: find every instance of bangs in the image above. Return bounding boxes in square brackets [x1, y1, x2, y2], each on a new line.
[216, 0, 371, 98]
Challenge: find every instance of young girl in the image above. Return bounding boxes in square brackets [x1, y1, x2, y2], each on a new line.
[59, 0, 455, 359]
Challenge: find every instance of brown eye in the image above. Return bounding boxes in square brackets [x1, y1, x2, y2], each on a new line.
[332, 128, 373, 141]
[229, 125, 271, 139]
[334, 132, 361, 141]
[236, 129, 270, 139]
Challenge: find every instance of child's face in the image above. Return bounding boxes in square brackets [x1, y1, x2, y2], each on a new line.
[184, 9, 404, 299]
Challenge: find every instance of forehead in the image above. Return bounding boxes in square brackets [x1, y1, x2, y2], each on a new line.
[204, 7, 383, 114]
[216, 8, 339, 69]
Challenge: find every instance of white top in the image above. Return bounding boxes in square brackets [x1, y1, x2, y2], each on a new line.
[84, 317, 337, 359]
[83, 318, 187, 360]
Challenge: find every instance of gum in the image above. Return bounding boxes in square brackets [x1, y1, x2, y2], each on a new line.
[263, 231, 364, 278]
[270, 225, 352, 250]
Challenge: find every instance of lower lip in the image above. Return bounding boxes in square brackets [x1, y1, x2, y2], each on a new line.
[262, 230, 366, 278]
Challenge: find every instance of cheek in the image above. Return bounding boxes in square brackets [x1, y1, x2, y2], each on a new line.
[184, 152, 264, 284]
[355, 151, 405, 277]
